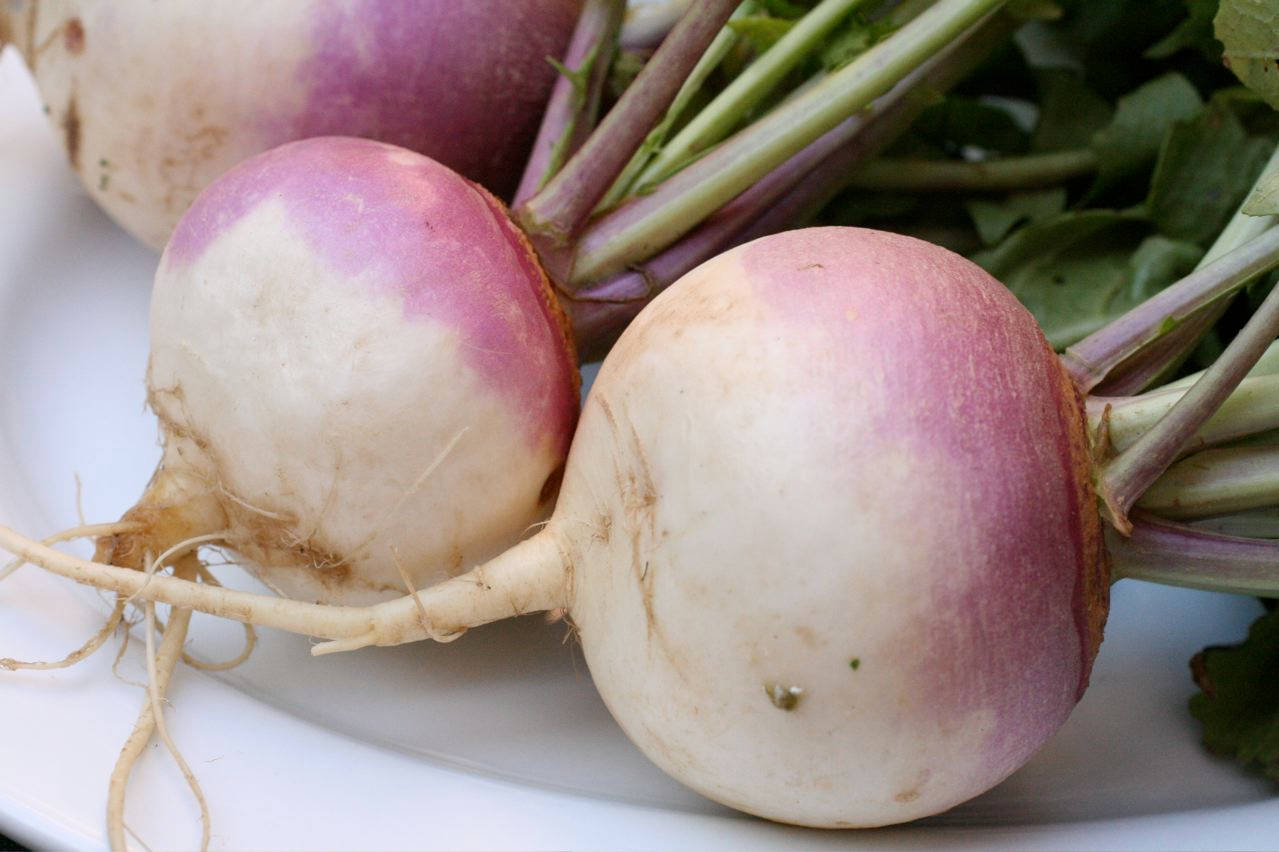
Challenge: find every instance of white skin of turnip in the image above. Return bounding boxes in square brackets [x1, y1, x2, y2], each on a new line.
[534, 227, 1108, 825]
[2, 227, 1108, 827]
[102, 136, 579, 605]
[0, 0, 580, 249]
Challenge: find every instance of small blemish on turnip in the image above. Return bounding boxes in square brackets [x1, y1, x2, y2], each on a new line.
[62, 96, 80, 169]
[63, 17, 84, 54]
[765, 683, 804, 710]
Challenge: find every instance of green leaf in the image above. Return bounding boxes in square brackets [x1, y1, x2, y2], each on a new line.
[1146, 0, 1222, 62]
[1040, 0, 1204, 96]
[1189, 605, 1279, 781]
[1128, 234, 1206, 296]
[1146, 98, 1275, 243]
[1216, 0, 1279, 109]
[1087, 73, 1203, 202]
[1031, 69, 1113, 152]
[818, 13, 895, 72]
[913, 98, 1031, 156]
[727, 16, 796, 55]
[1243, 169, 1279, 215]
[973, 210, 1202, 348]
[607, 49, 648, 102]
[1007, 0, 1064, 21]
[966, 188, 1068, 246]
[760, 0, 813, 18]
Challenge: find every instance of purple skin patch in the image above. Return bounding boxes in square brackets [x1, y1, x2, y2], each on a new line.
[742, 227, 1101, 787]
[165, 136, 578, 455]
[272, 0, 580, 199]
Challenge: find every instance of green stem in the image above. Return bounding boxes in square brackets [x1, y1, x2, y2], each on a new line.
[633, 0, 872, 192]
[596, 0, 757, 212]
[1189, 508, 1279, 539]
[1089, 364, 1279, 456]
[568, 0, 1010, 288]
[842, 148, 1098, 192]
[1160, 338, 1279, 391]
[1096, 261, 1279, 533]
[1137, 445, 1279, 520]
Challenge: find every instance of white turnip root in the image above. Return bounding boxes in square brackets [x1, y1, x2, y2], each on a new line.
[0, 0, 580, 249]
[97, 136, 580, 605]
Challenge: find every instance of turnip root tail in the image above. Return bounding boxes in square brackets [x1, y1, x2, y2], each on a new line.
[2, 471, 233, 851]
[107, 554, 210, 852]
[0, 526, 573, 651]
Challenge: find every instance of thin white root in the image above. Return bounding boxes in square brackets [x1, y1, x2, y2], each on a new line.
[1, 595, 125, 671]
[0, 521, 144, 583]
[107, 555, 210, 852]
[350, 427, 468, 559]
[181, 567, 257, 672]
[0, 524, 393, 640]
[310, 630, 382, 656]
[128, 532, 229, 604]
[216, 485, 290, 521]
[112, 611, 143, 687]
[0, 523, 570, 654]
[123, 824, 155, 852]
[75, 473, 86, 527]
[391, 545, 431, 639]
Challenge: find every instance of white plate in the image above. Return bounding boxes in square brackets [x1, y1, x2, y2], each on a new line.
[1, 47, 1276, 851]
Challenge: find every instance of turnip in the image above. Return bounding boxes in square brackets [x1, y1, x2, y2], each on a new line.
[12, 226, 1279, 830]
[104, 135, 581, 606]
[0, 0, 582, 249]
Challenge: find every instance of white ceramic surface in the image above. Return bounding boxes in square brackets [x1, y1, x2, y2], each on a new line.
[1, 47, 1276, 851]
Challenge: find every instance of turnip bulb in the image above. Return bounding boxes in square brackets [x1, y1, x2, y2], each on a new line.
[99, 136, 579, 605]
[0, 0, 581, 249]
[494, 226, 1110, 825]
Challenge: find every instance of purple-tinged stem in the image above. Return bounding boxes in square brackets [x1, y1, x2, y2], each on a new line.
[1092, 305, 1226, 396]
[566, 11, 1017, 358]
[620, 0, 692, 49]
[1096, 270, 1279, 534]
[1093, 146, 1279, 394]
[1061, 226, 1279, 394]
[517, 0, 739, 245]
[513, 0, 626, 208]
[1107, 513, 1279, 596]
[565, 0, 1010, 289]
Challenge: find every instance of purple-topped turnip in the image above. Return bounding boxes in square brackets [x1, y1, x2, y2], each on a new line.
[0, 0, 581, 248]
[108, 137, 579, 605]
